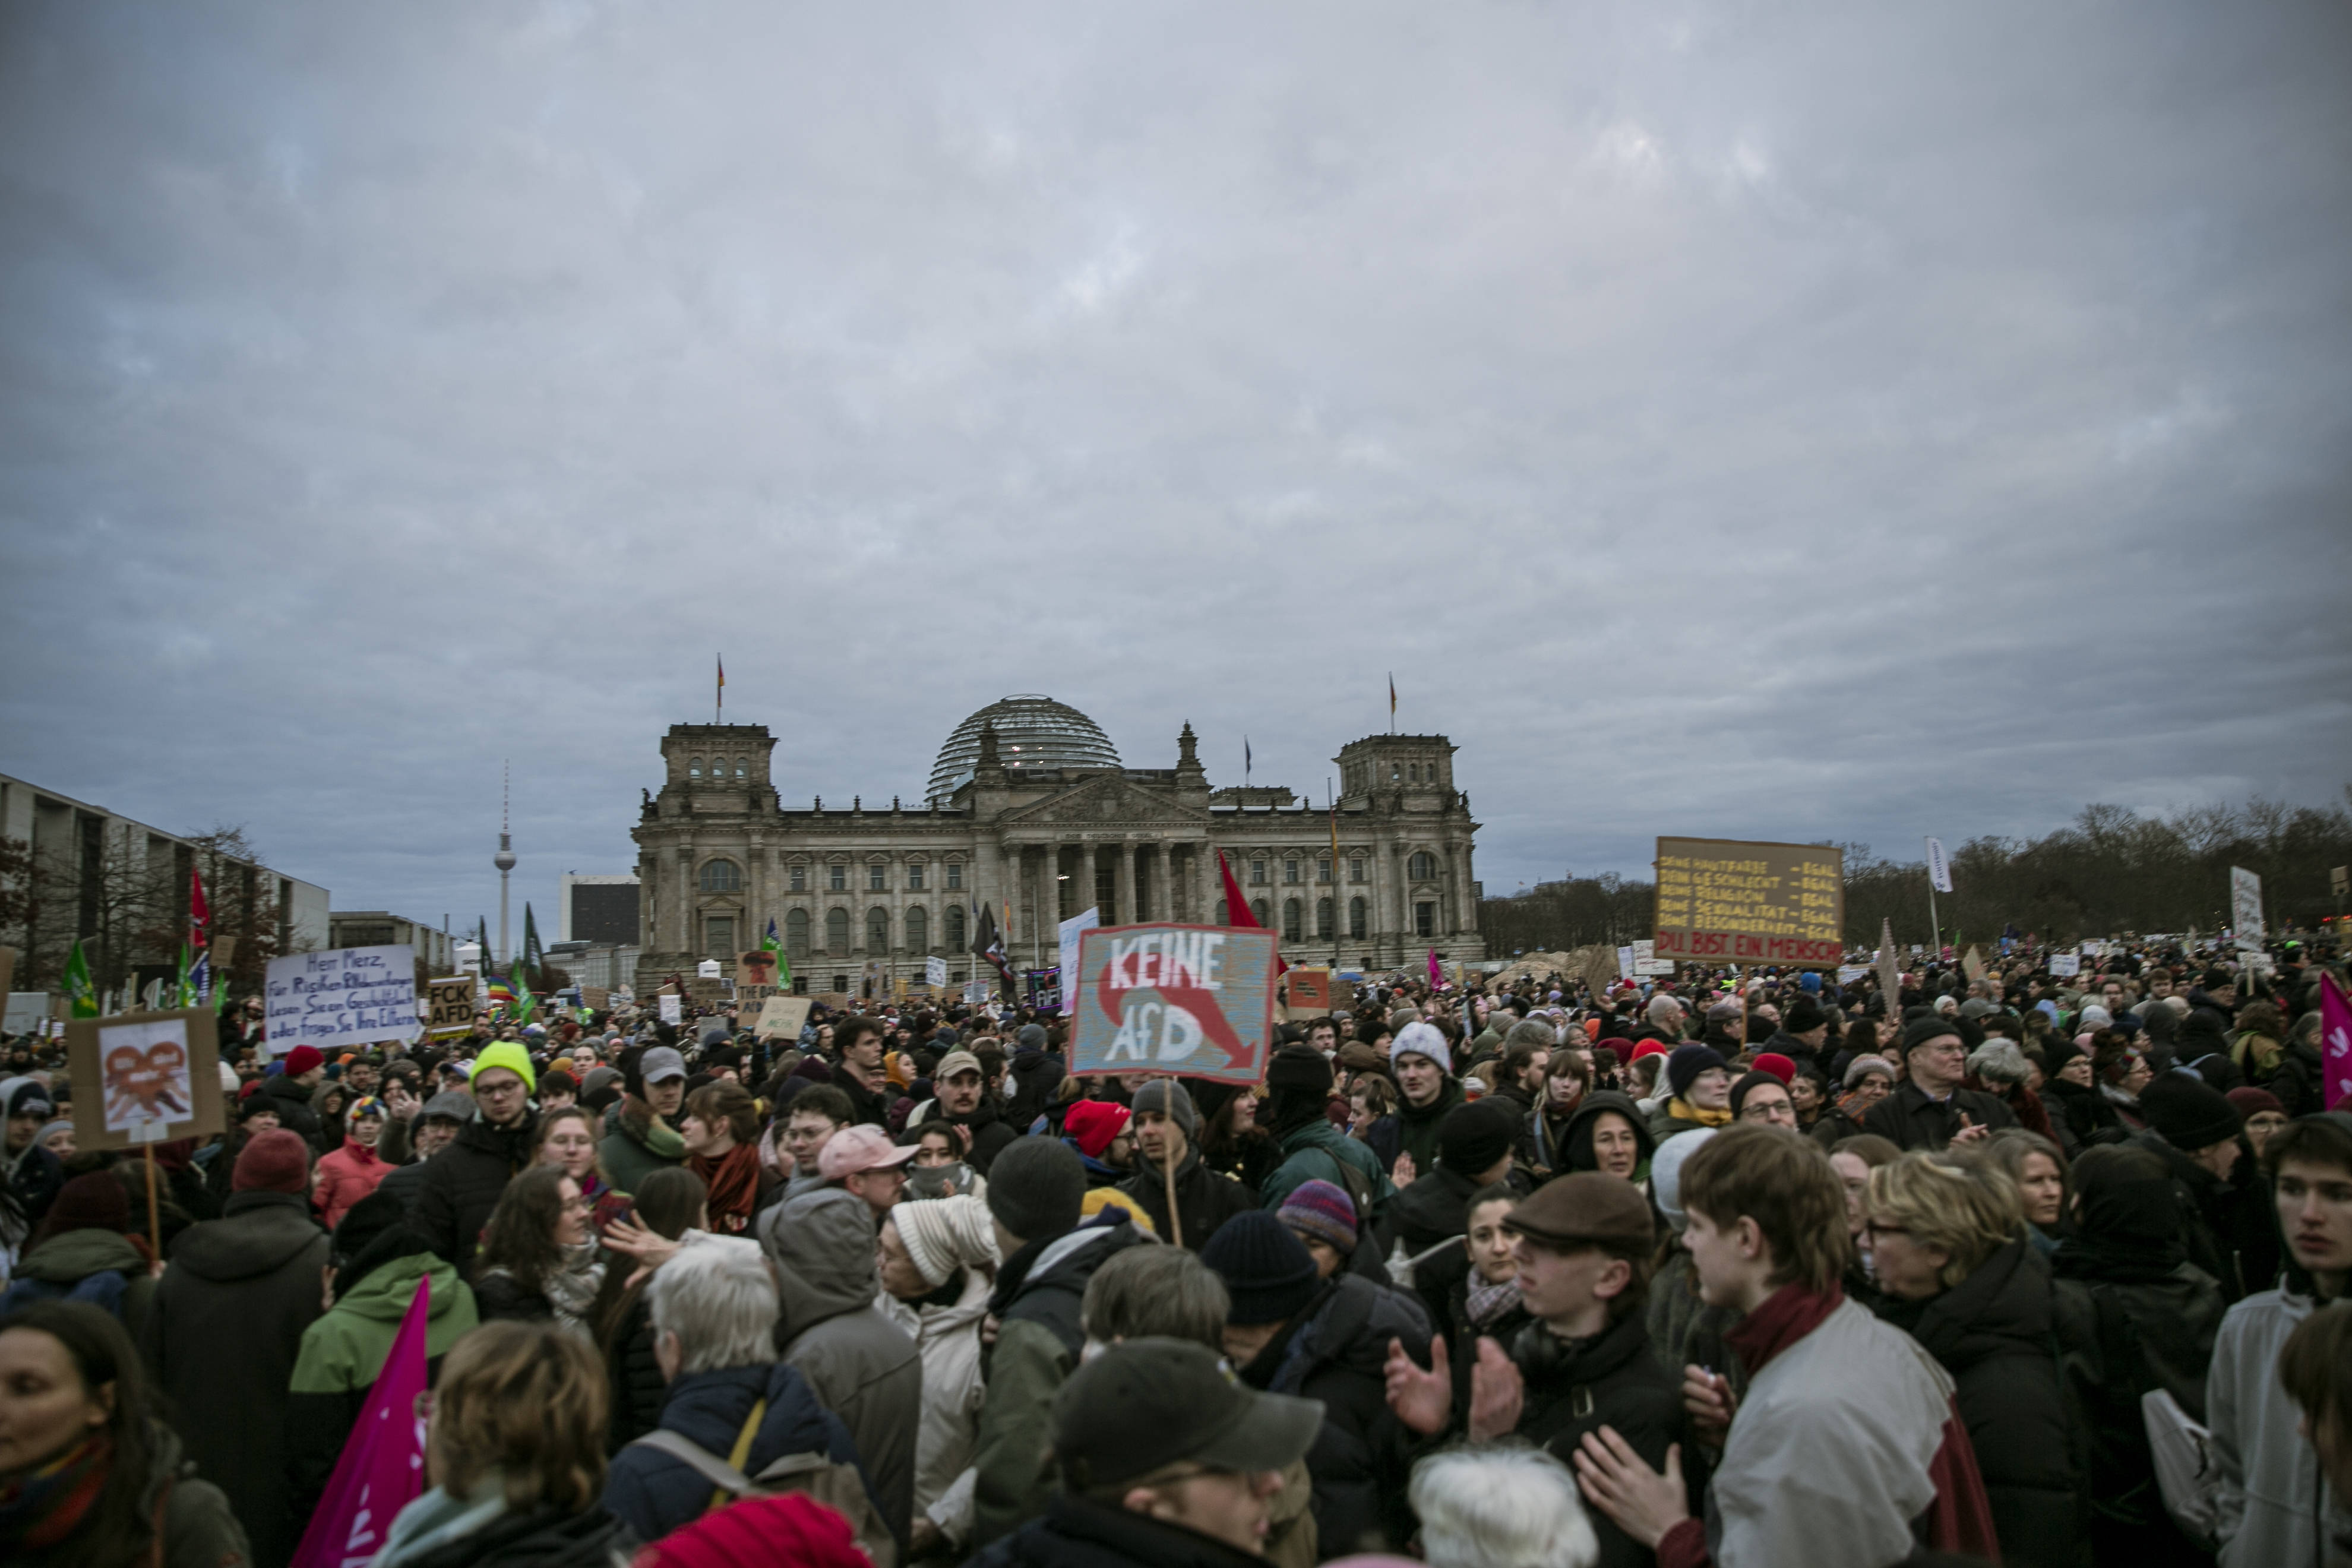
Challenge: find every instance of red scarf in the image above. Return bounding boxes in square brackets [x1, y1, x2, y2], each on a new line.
[1721, 1281, 1843, 1376]
[0, 1435, 110, 1551]
[690, 1141, 762, 1234]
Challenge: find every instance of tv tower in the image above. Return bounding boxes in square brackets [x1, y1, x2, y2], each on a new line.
[495, 761, 516, 965]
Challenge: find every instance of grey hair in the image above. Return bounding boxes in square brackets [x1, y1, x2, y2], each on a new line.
[1967, 1037, 2032, 1087]
[1409, 1444, 1599, 1568]
[1503, 1019, 1559, 1051]
[1080, 1244, 1229, 1351]
[1646, 994, 1684, 1025]
[648, 1236, 777, 1374]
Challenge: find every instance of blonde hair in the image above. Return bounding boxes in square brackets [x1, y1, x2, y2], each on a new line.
[430, 1322, 608, 1512]
[1866, 1149, 2022, 1289]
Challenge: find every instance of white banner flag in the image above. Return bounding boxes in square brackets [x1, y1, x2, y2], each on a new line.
[1925, 837, 1953, 894]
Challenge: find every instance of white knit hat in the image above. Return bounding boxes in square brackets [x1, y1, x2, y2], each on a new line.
[892, 1193, 1002, 1289]
[1390, 1020, 1452, 1075]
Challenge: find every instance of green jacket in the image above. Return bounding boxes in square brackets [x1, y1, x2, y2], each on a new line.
[13, 1228, 157, 1341]
[1258, 1118, 1395, 1218]
[287, 1248, 479, 1528]
[600, 1101, 685, 1196]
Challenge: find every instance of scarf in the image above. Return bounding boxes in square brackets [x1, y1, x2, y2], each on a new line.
[1465, 1272, 1524, 1329]
[545, 1238, 606, 1335]
[375, 1479, 513, 1568]
[0, 1435, 110, 1551]
[1721, 1281, 1844, 1377]
[691, 1140, 763, 1234]
[1665, 1095, 1732, 1128]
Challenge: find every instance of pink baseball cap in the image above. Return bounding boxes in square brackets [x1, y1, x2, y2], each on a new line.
[817, 1124, 919, 1181]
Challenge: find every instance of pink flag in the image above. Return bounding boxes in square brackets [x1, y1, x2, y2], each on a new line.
[2323, 971, 2352, 1112]
[289, 1276, 432, 1568]
[1427, 948, 1443, 987]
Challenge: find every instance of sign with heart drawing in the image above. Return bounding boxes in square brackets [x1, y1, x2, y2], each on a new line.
[67, 1007, 225, 1152]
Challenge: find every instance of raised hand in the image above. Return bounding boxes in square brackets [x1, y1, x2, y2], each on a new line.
[1383, 1334, 1452, 1436]
[1466, 1336, 1524, 1441]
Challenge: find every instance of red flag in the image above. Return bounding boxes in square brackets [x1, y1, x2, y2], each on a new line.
[189, 868, 210, 950]
[1216, 851, 1286, 975]
[289, 1275, 432, 1568]
[2323, 970, 2352, 1111]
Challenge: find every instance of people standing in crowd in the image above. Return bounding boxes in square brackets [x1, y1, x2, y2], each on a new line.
[1275, 1179, 1368, 1282]
[535, 1105, 633, 1236]
[371, 1320, 628, 1568]
[903, 1048, 1019, 1174]
[1118, 1077, 1253, 1250]
[1389, 1022, 1465, 1178]
[312, 1094, 390, 1229]
[830, 1016, 895, 1128]
[139, 1128, 327, 1568]
[1257, 1045, 1392, 1218]
[774, 1083, 855, 1193]
[1981, 1128, 2069, 1252]
[876, 1191, 1000, 1558]
[1, 1172, 157, 1335]
[259, 1046, 327, 1145]
[1864, 1016, 2018, 1150]
[471, 1165, 606, 1335]
[0, 1301, 249, 1568]
[1409, 1446, 1601, 1568]
[1648, 1044, 1733, 1142]
[1557, 1090, 1654, 1182]
[678, 1080, 775, 1235]
[2, 1077, 67, 1226]
[374, 1089, 474, 1215]
[600, 1044, 688, 1195]
[2135, 1072, 2278, 1303]
[1810, 1054, 1896, 1146]
[1386, 1098, 1522, 1341]
[413, 1042, 540, 1270]
[811, 1123, 917, 1226]
[592, 1166, 707, 1455]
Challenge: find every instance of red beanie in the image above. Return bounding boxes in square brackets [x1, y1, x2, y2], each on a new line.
[1598, 1037, 1635, 1067]
[630, 1493, 866, 1568]
[1750, 1052, 1797, 1086]
[233, 1128, 312, 1194]
[1630, 1039, 1671, 1062]
[1063, 1099, 1133, 1161]
[283, 1045, 324, 1077]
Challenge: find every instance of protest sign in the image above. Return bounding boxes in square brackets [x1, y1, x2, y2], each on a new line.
[814, 992, 852, 1012]
[1058, 907, 1099, 1012]
[1630, 938, 1674, 978]
[1070, 923, 1279, 1084]
[1962, 947, 1987, 983]
[657, 994, 682, 1025]
[265, 946, 419, 1055]
[2322, 972, 2351, 1111]
[925, 954, 949, 987]
[756, 995, 813, 1041]
[696, 959, 723, 979]
[1654, 839, 1844, 967]
[288, 1276, 431, 1568]
[2230, 867, 2265, 950]
[687, 977, 731, 1005]
[1025, 968, 1061, 1011]
[67, 1008, 223, 1152]
[1838, 965, 1872, 984]
[962, 979, 990, 1007]
[2048, 953, 2081, 978]
[1288, 968, 1333, 1011]
[423, 978, 476, 1039]
[1876, 919, 1900, 1014]
[581, 986, 610, 1010]
[738, 950, 780, 987]
[1926, 837, 1953, 894]
[1617, 946, 1637, 982]
[4, 992, 50, 1035]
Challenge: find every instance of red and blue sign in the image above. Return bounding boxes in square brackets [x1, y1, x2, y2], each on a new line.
[1070, 922, 1280, 1086]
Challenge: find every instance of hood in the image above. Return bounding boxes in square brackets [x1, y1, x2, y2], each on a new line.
[1024, 1215, 1143, 1295]
[763, 1187, 880, 1339]
[21, 1227, 146, 1282]
[339, 1247, 467, 1324]
[1281, 1273, 1433, 1386]
[169, 1193, 325, 1283]
[1563, 1090, 1656, 1172]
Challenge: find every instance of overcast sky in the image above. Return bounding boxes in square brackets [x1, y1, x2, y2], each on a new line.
[4, 1, 2348, 935]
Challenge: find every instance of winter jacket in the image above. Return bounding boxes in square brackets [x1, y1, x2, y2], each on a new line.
[603, 1289, 668, 1455]
[1002, 1049, 1066, 1134]
[970, 1218, 1152, 1545]
[969, 1493, 1266, 1568]
[1243, 1272, 1433, 1555]
[140, 1189, 330, 1568]
[2043, 1075, 2124, 1150]
[1393, 1077, 1464, 1175]
[880, 1265, 992, 1537]
[1117, 1147, 1255, 1251]
[2209, 1262, 2347, 1567]
[312, 1139, 391, 1230]
[1861, 1076, 2019, 1150]
[375, 1492, 631, 1568]
[760, 1186, 922, 1547]
[597, 1099, 684, 1196]
[7, 1226, 156, 1338]
[2262, 1036, 2327, 1121]
[1548, 1090, 1656, 1181]
[14, 1420, 250, 1568]
[412, 1112, 537, 1269]
[2130, 1127, 2278, 1304]
[1507, 1305, 1686, 1568]
[602, 1359, 867, 1546]
[1384, 1164, 1488, 1346]
[1257, 1117, 1393, 1219]
[1874, 1237, 2078, 1568]
[2052, 1257, 2225, 1544]
[4, 1138, 65, 1226]
[258, 1071, 323, 1143]
[286, 1245, 479, 1529]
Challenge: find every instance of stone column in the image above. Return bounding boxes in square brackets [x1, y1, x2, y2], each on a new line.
[973, 837, 1001, 982]
[1109, 840, 1131, 928]
[1147, 841, 1167, 923]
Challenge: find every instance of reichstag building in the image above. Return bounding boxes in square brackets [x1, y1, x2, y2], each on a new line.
[630, 696, 1485, 994]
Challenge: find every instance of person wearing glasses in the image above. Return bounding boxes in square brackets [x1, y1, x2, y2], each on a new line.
[413, 1041, 545, 1271]
[1861, 1016, 2018, 1152]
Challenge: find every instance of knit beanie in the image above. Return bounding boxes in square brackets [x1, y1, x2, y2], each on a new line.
[2226, 1086, 2285, 1121]
[233, 1128, 312, 1194]
[1390, 1022, 1452, 1075]
[633, 1492, 868, 1568]
[1784, 997, 1826, 1034]
[986, 1137, 1086, 1245]
[1665, 1044, 1728, 1101]
[1064, 1101, 1132, 1161]
[1128, 1079, 1199, 1142]
[282, 1045, 324, 1077]
[40, 1172, 129, 1239]
[1901, 1015, 1964, 1055]
[2141, 1073, 2243, 1154]
[1436, 1098, 1519, 1177]
[1749, 1052, 1795, 1086]
[1275, 1179, 1358, 1254]
[1726, 1071, 1782, 1118]
[1648, 1127, 1717, 1231]
[469, 1040, 538, 1093]
[1597, 1038, 1635, 1067]
[1264, 1043, 1334, 1096]
[890, 1193, 1002, 1289]
[1844, 1054, 1898, 1089]
[1200, 1209, 1323, 1326]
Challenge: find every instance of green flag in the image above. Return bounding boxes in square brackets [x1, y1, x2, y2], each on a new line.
[762, 917, 791, 989]
[63, 939, 99, 1018]
[510, 955, 537, 1023]
[174, 943, 196, 1008]
[523, 903, 544, 987]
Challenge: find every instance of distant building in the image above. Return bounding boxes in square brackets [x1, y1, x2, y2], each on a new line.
[628, 695, 1484, 994]
[328, 912, 455, 972]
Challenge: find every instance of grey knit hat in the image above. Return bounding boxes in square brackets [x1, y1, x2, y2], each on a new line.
[985, 1137, 1086, 1245]
[1128, 1078, 1199, 1142]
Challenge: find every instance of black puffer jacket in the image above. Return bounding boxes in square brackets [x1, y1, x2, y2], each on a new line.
[1243, 1273, 1433, 1556]
[1117, 1149, 1255, 1251]
[2129, 1127, 2278, 1303]
[258, 1072, 323, 1143]
[1876, 1236, 2078, 1568]
[1510, 1305, 1686, 1568]
[603, 1289, 667, 1454]
[412, 1112, 538, 1269]
[2052, 1253, 2224, 1541]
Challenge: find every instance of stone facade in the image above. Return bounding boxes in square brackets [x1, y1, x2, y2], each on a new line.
[629, 698, 1483, 993]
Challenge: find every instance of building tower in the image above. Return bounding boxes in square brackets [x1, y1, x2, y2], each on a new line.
[495, 761, 516, 965]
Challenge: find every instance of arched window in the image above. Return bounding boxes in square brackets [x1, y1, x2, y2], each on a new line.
[734, 757, 747, 779]
[1349, 897, 1367, 939]
[1408, 851, 1436, 881]
[689, 757, 704, 779]
[1250, 897, 1270, 927]
[905, 905, 929, 954]
[866, 907, 890, 951]
[785, 908, 811, 958]
[825, 908, 849, 955]
[1282, 899, 1303, 942]
[944, 905, 966, 951]
[699, 858, 742, 893]
[1316, 898, 1333, 938]
[1408, 763, 1420, 782]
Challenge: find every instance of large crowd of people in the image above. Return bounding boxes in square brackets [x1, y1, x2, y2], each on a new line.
[0, 931, 2345, 1568]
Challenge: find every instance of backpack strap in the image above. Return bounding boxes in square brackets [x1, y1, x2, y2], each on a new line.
[626, 1400, 770, 1516]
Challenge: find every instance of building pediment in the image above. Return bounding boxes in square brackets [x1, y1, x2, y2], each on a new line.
[998, 773, 1211, 830]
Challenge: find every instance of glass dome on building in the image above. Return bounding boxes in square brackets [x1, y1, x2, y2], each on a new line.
[928, 696, 1120, 802]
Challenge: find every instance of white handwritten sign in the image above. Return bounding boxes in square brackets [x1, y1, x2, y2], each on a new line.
[264, 945, 419, 1055]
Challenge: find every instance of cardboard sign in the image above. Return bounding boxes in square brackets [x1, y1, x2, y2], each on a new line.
[687, 977, 731, 1005]
[657, 994, 683, 1024]
[265, 945, 419, 1055]
[581, 987, 611, 1010]
[1630, 937, 1674, 978]
[5, 992, 53, 1035]
[756, 995, 813, 1041]
[1070, 923, 1280, 1085]
[423, 978, 476, 1039]
[925, 954, 949, 987]
[1654, 839, 1844, 968]
[2230, 867, 2265, 950]
[2048, 954, 2081, 978]
[737, 951, 780, 987]
[1288, 968, 1333, 1011]
[814, 992, 853, 1013]
[67, 1008, 224, 1152]
[1962, 947, 1987, 983]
